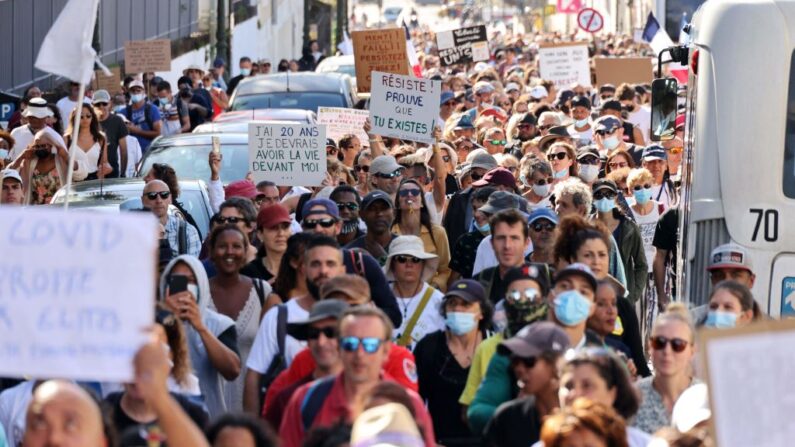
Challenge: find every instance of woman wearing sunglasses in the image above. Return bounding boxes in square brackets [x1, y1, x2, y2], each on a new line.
[352, 149, 372, 197]
[604, 150, 635, 176]
[392, 179, 452, 291]
[64, 103, 111, 181]
[546, 142, 578, 184]
[633, 303, 698, 435]
[383, 235, 445, 351]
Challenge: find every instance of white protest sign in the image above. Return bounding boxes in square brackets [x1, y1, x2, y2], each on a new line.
[317, 107, 369, 145]
[0, 208, 158, 382]
[538, 43, 591, 87]
[249, 123, 327, 186]
[369, 71, 441, 144]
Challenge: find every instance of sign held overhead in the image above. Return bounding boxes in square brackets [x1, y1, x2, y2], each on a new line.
[436, 25, 489, 66]
[594, 57, 653, 86]
[124, 39, 172, 73]
[369, 71, 441, 144]
[249, 123, 327, 186]
[352, 28, 410, 93]
[538, 42, 591, 88]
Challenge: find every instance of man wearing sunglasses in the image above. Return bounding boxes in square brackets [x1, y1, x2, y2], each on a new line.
[368, 155, 404, 200]
[279, 307, 436, 447]
[598, 101, 645, 157]
[505, 113, 538, 158]
[92, 89, 128, 178]
[527, 208, 558, 265]
[330, 185, 363, 246]
[483, 127, 508, 156]
[142, 180, 201, 257]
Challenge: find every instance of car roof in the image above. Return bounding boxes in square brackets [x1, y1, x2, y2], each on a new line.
[150, 132, 250, 147]
[211, 109, 317, 124]
[317, 55, 355, 67]
[234, 72, 350, 96]
[55, 178, 206, 193]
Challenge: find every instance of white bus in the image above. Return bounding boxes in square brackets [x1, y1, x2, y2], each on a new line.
[652, 0, 795, 317]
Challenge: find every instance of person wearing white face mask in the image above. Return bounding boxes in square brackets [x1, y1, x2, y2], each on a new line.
[520, 158, 554, 210]
[567, 96, 594, 145]
[575, 146, 601, 186]
[121, 79, 162, 153]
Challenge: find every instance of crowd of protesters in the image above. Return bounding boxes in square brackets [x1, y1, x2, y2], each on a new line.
[0, 16, 768, 447]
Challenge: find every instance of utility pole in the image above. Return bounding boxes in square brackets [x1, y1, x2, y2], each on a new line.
[216, 0, 229, 68]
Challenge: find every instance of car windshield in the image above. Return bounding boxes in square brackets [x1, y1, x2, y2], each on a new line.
[231, 92, 345, 111]
[318, 64, 356, 77]
[140, 143, 249, 185]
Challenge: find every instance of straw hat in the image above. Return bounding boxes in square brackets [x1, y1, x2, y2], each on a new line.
[383, 235, 438, 283]
[350, 403, 424, 447]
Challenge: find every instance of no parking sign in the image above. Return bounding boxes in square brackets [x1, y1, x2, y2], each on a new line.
[577, 8, 604, 33]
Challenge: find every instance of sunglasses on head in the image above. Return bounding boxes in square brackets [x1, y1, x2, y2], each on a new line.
[340, 336, 383, 354]
[593, 191, 616, 200]
[506, 288, 541, 304]
[336, 201, 359, 211]
[510, 355, 537, 369]
[531, 221, 556, 232]
[217, 216, 244, 224]
[375, 170, 402, 179]
[145, 191, 171, 200]
[395, 255, 422, 264]
[307, 326, 338, 340]
[548, 152, 568, 161]
[650, 335, 689, 353]
[302, 218, 337, 229]
[354, 165, 370, 173]
[489, 139, 507, 145]
[632, 184, 652, 191]
[398, 188, 421, 198]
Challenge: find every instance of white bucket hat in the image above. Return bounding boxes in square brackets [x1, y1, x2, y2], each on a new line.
[384, 235, 439, 282]
[22, 98, 53, 119]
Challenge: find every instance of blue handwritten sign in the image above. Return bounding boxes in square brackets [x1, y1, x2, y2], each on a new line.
[0, 207, 158, 381]
[369, 71, 441, 144]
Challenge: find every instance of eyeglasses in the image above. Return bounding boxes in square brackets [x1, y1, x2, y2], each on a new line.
[595, 129, 617, 137]
[608, 161, 628, 169]
[593, 191, 617, 200]
[217, 216, 244, 224]
[307, 326, 338, 340]
[535, 177, 554, 186]
[471, 172, 483, 181]
[650, 335, 690, 353]
[600, 95, 613, 100]
[398, 189, 421, 198]
[145, 191, 171, 200]
[488, 139, 507, 145]
[336, 202, 359, 211]
[579, 156, 599, 165]
[531, 221, 556, 232]
[302, 218, 338, 229]
[510, 355, 537, 369]
[506, 288, 541, 303]
[394, 255, 422, 264]
[632, 184, 652, 191]
[548, 152, 568, 161]
[669, 146, 683, 155]
[94, 102, 108, 107]
[340, 336, 384, 354]
[375, 170, 402, 179]
[354, 165, 370, 173]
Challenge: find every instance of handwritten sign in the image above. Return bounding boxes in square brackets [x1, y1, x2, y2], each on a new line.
[317, 107, 370, 146]
[0, 208, 157, 382]
[352, 28, 410, 93]
[700, 319, 795, 447]
[124, 39, 172, 73]
[538, 42, 591, 88]
[249, 123, 327, 186]
[369, 72, 440, 144]
[436, 25, 489, 66]
[594, 57, 653, 87]
[93, 66, 123, 95]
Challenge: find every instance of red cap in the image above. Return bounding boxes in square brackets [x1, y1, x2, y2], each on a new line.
[257, 203, 292, 229]
[675, 114, 686, 130]
[472, 167, 516, 189]
[224, 180, 258, 199]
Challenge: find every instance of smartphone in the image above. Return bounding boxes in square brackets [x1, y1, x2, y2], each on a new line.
[212, 136, 221, 155]
[168, 275, 189, 295]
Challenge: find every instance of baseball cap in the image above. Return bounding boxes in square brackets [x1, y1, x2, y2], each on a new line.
[556, 89, 575, 105]
[440, 91, 455, 106]
[554, 263, 598, 292]
[527, 207, 559, 226]
[599, 84, 616, 94]
[497, 321, 570, 358]
[369, 155, 403, 176]
[92, 90, 111, 104]
[600, 99, 622, 112]
[529, 85, 548, 99]
[671, 384, 711, 433]
[518, 112, 537, 126]
[213, 57, 226, 68]
[592, 179, 618, 195]
[472, 167, 516, 189]
[454, 114, 475, 130]
[256, 203, 292, 229]
[503, 263, 551, 296]
[1, 169, 22, 184]
[21, 98, 53, 119]
[571, 95, 592, 109]
[707, 243, 753, 272]
[474, 81, 495, 95]
[224, 180, 258, 199]
[594, 116, 622, 133]
[302, 198, 340, 220]
[319, 274, 371, 303]
[479, 191, 528, 215]
[128, 79, 145, 90]
[326, 138, 338, 150]
[361, 190, 394, 211]
[445, 279, 486, 303]
[641, 145, 667, 161]
[286, 299, 349, 341]
[469, 151, 498, 171]
[505, 82, 521, 93]
[576, 145, 600, 161]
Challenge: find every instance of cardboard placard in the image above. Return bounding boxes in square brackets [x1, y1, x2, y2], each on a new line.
[352, 28, 410, 93]
[369, 71, 440, 144]
[594, 57, 653, 87]
[249, 123, 327, 186]
[93, 66, 123, 95]
[124, 39, 172, 73]
[317, 107, 370, 146]
[700, 318, 795, 447]
[538, 42, 591, 88]
[436, 25, 489, 66]
[0, 208, 157, 382]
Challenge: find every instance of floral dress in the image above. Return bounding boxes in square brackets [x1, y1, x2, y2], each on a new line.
[29, 168, 61, 205]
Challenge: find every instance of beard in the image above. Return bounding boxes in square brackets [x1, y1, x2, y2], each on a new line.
[341, 219, 359, 235]
[307, 276, 326, 299]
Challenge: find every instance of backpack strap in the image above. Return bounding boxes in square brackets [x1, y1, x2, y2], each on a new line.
[275, 304, 287, 357]
[178, 219, 188, 255]
[253, 278, 266, 308]
[300, 376, 336, 430]
[397, 286, 435, 347]
[348, 250, 366, 276]
[143, 102, 154, 130]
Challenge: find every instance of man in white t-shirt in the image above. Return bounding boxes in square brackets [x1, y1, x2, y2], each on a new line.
[8, 98, 52, 161]
[242, 234, 347, 414]
[617, 83, 650, 146]
[55, 81, 90, 124]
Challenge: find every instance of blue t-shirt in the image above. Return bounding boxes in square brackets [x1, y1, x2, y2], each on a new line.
[123, 102, 162, 152]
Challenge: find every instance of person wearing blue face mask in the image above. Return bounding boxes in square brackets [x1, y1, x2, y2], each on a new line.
[703, 280, 759, 328]
[547, 263, 603, 349]
[414, 279, 493, 447]
[156, 80, 190, 136]
[227, 56, 253, 95]
[121, 79, 162, 153]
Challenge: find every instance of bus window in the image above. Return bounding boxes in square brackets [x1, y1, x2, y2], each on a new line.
[651, 78, 678, 141]
[784, 51, 795, 198]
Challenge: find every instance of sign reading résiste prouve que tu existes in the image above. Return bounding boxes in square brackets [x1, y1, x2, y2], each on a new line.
[369, 71, 441, 144]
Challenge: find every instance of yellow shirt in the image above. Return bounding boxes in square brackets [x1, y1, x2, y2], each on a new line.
[392, 223, 451, 292]
[459, 333, 503, 406]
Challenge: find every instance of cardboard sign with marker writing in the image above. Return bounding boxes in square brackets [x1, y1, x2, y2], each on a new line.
[352, 28, 410, 93]
[594, 57, 653, 87]
[369, 71, 440, 144]
[124, 39, 172, 73]
[248, 123, 327, 186]
[436, 25, 489, 66]
[538, 42, 591, 88]
[93, 67, 123, 95]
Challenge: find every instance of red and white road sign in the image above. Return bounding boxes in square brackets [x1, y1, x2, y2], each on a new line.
[556, 0, 582, 14]
[577, 8, 604, 33]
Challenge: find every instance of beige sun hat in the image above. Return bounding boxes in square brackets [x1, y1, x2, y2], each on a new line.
[350, 403, 424, 447]
[383, 235, 439, 283]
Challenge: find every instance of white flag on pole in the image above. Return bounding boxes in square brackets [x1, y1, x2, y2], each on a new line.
[337, 31, 353, 56]
[34, 0, 101, 85]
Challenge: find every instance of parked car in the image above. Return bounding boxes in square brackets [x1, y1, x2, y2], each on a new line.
[316, 55, 356, 79]
[137, 132, 249, 186]
[228, 72, 358, 112]
[50, 178, 213, 238]
[192, 109, 317, 133]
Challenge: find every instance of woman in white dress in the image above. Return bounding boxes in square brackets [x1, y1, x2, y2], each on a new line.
[64, 103, 109, 181]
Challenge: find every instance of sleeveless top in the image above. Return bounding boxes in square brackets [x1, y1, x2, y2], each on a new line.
[81, 141, 101, 173]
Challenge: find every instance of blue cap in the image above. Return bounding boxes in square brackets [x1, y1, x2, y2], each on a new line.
[302, 198, 340, 220]
[213, 57, 225, 68]
[642, 144, 667, 161]
[454, 114, 475, 130]
[594, 116, 621, 133]
[440, 91, 455, 106]
[528, 207, 559, 226]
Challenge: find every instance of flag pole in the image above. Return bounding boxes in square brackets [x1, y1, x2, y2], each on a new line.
[62, 82, 85, 211]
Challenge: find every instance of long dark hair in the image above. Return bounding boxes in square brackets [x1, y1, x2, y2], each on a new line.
[272, 233, 313, 299]
[394, 178, 437, 248]
[553, 215, 611, 265]
[65, 103, 106, 148]
[560, 348, 640, 419]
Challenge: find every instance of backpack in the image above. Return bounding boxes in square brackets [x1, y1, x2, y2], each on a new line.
[258, 304, 288, 404]
[125, 102, 155, 131]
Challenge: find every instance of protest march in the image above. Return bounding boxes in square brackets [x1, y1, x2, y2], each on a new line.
[2, 0, 795, 446]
